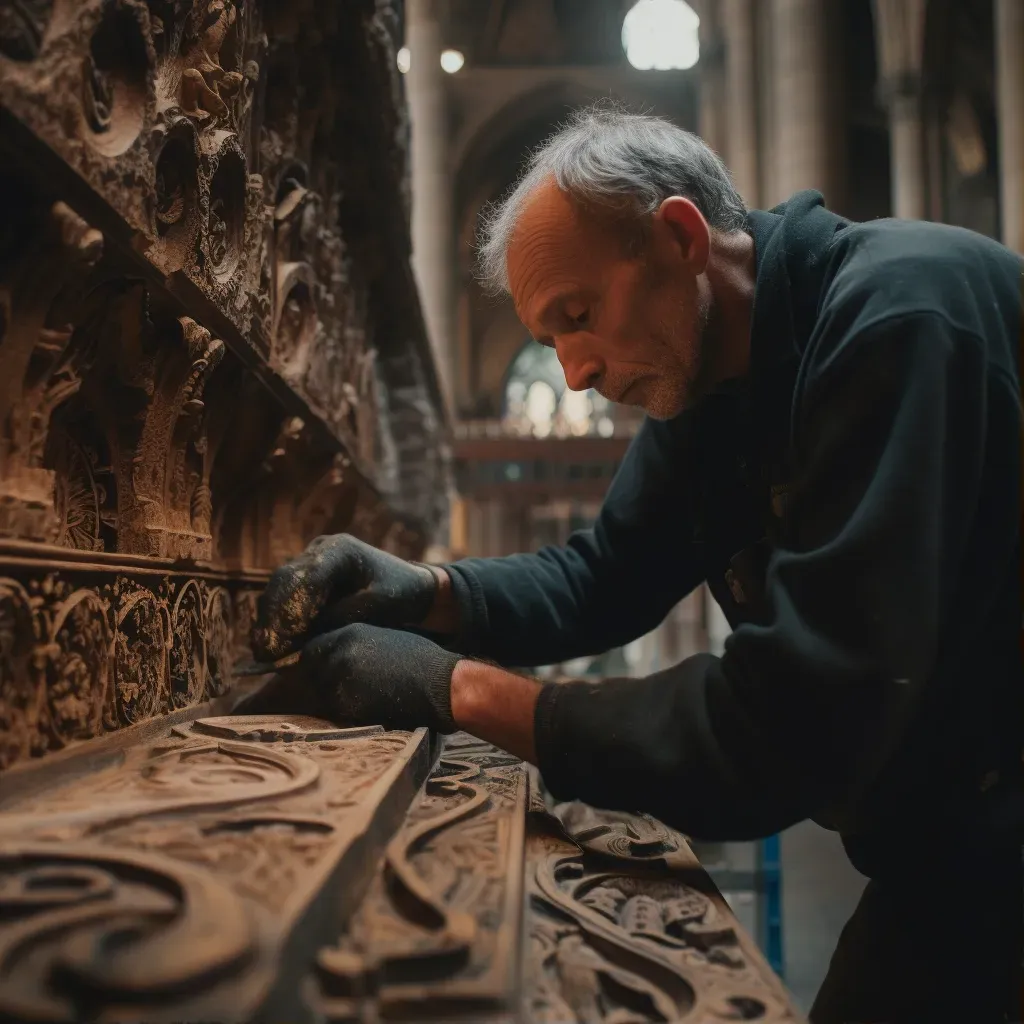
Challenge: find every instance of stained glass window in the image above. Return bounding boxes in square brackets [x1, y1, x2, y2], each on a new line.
[502, 341, 618, 439]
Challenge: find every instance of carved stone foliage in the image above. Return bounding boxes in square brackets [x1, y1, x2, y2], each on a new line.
[0, 191, 401, 572]
[525, 777, 801, 1024]
[0, 245, 231, 559]
[0, 0, 447, 567]
[0, 0, 256, 331]
[258, 31, 381, 463]
[0, 716, 431, 1022]
[310, 741, 805, 1023]
[0, 201, 104, 544]
[0, 564, 259, 770]
[0, 0, 429, 499]
[209, 409, 369, 573]
[0, 0, 156, 229]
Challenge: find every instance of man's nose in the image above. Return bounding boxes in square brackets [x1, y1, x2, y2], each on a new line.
[556, 338, 603, 392]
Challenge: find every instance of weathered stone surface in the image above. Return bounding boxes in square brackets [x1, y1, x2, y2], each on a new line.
[0, 0, 448, 768]
[0, 715, 433, 1022]
[525, 775, 802, 1023]
[315, 733, 528, 1022]
[308, 740, 805, 1023]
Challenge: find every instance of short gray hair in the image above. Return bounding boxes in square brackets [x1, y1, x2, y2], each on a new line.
[476, 103, 748, 296]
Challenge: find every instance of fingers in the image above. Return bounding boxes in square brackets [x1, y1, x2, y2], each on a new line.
[301, 623, 383, 725]
[312, 582, 420, 633]
[252, 534, 370, 661]
[302, 622, 378, 675]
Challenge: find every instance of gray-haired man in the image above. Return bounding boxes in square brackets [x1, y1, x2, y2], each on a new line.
[249, 107, 1023, 1022]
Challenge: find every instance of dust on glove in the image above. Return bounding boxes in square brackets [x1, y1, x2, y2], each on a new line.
[252, 534, 438, 662]
[299, 622, 462, 733]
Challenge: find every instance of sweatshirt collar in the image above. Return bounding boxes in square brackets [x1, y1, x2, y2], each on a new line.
[740, 190, 850, 468]
[746, 189, 849, 369]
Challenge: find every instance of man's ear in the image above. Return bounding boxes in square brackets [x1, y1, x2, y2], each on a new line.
[655, 196, 711, 275]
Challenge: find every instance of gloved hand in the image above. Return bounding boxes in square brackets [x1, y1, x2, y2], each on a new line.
[301, 623, 462, 733]
[251, 534, 439, 661]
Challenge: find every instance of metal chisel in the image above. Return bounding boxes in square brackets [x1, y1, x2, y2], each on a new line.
[233, 651, 303, 677]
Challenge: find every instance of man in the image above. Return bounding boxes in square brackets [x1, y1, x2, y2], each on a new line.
[248, 107, 1023, 1022]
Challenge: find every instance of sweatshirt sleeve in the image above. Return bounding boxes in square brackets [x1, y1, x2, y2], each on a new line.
[534, 312, 988, 840]
[442, 414, 706, 667]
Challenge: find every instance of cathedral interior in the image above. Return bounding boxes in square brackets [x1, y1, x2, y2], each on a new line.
[0, 0, 1019, 1020]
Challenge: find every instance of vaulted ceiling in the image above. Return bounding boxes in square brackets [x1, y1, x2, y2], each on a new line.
[440, 0, 634, 67]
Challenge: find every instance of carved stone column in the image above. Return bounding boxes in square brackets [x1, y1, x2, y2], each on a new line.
[996, 0, 1024, 252]
[407, 0, 454, 410]
[768, 0, 845, 208]
[722, 0, 760, 208]
[872, 0, 929, 220]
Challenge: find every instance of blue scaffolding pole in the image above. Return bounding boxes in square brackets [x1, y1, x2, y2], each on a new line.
[756, 834, 785, 978]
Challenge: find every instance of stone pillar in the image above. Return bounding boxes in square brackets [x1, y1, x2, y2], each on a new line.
[406, 0, 454, 409]
[872, 0, 928, 220]
[996, 0, 1024, 252]
[722, 0, 760, 207]
[756, 0, 778, 207]
[886, 89, 927, 220]
[694, 0, 727, 156]
[769, 0, 845, 208]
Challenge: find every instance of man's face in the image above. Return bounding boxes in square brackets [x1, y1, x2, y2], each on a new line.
[506, 179, 712, 420]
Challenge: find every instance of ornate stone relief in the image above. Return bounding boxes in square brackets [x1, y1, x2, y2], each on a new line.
[315, 736, 528, 1022]
[0, 0, 449, 775]
[0, 0, 437, 499]
[0, 564, 260, 770]
[525, 776, 801, 1024]
[0, 0, 445, 567]
[258, 38, 380, 464]
[308, 740, 804, 1024]
[0, 715, 432, 1022]
[0, 717, 806, 1019]
[0, 202, 104, 544]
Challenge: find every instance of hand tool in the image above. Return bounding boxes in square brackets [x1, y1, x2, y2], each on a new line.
[233, 651, 302, 677]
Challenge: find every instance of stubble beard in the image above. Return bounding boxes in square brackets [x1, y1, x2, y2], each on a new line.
[644, 293, 713, 420]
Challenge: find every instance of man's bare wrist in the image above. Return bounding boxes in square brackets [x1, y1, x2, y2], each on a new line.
[418, 565, 460, 635]
[450, 660, 540, 764]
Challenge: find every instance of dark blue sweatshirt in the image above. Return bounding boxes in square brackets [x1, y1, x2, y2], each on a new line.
[445, 191, 1023, 851]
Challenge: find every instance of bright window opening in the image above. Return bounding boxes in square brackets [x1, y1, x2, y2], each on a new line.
[503, 341, 618, 439]
[622, 0, 700, 71]
[440, 48, 464, 74]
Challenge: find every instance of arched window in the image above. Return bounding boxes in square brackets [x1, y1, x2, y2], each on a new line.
[621, 0, 700, 71]
[502, 341, 616, 439]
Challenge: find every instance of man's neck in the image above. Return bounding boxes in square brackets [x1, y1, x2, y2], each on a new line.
[703, 229, 758, 387]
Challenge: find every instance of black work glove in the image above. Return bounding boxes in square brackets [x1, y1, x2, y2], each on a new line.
[301, 623, 461, 733]
[251, 534, 439, 661]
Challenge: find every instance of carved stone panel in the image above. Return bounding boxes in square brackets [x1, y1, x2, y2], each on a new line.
[0, 715, 433, 1022]
[0, 713, 804, 1024]
[0, 561, 260, 770]
[315, 734, 528, 1023]
[0, 0, 448, 576]
[310, 742, 806, 1024]
[0, 201, 104, 544]
[524, 776, 801, 1023]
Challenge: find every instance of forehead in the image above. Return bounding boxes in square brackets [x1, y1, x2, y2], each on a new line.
[506, 179, 624, 314]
